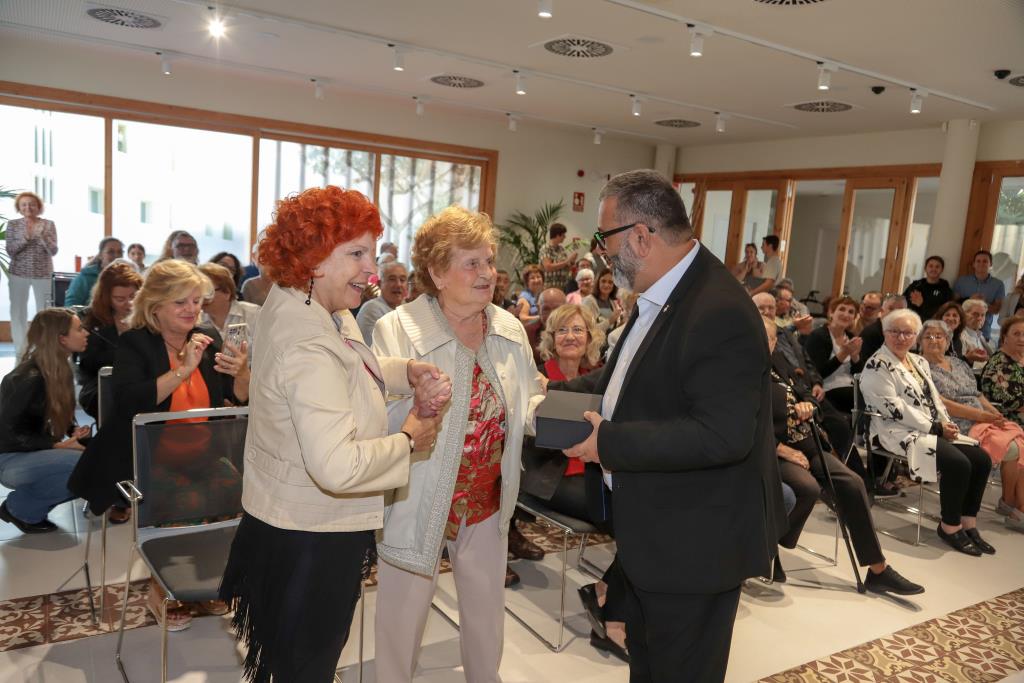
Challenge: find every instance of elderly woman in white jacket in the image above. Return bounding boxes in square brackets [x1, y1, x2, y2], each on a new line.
[219, 186, 450, 683]
[859, 309, 994, 558]
[372, 206, 546, 683]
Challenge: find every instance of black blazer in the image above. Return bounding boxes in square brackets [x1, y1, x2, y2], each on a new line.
[554, 246, 787, 594]
[76, 322, 120, 420]
[68, 325, 235, 514]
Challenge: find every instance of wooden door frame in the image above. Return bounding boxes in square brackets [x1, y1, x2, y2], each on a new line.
[689, 179, 790, 267]
[832, 177, 911, 298]
[959, 160, 1024, 276]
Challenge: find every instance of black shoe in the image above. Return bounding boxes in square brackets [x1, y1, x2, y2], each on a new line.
[872, 484, 901, 498]
[508, 525, 545, 561]
[0, 501, 57, 534]
[936, 524, 982, 556]
[504, 565, 520, 588]
[589, 629, 629, 664]
[965, 528, 996, 555]
[772, 555, 787, 584]
[865, 565, 925, 596]
[577, 584, 606, 639]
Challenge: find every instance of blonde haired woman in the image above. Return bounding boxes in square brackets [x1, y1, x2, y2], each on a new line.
[538, 303, 605, 381]
[372, 205, 545, 683]
[0, 309, 89, 534]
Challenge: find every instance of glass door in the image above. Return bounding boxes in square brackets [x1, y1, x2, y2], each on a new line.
[989, 176, 1024, 296]
[835, 178, 909, 298]
[700, 189, 734, 263]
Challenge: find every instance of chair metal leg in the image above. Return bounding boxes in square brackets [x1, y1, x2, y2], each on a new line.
[160, 598, 169, 683]
[576, 536, 606, 581]
[100, 512, 108, 629]
[503, 527, 573, 652]
[358, 583, 365, 683]
[56, 502, 98, 627]
[115, 545, 136, 683]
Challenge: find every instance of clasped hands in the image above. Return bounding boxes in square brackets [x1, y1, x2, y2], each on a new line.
[402, 361, 453, 452]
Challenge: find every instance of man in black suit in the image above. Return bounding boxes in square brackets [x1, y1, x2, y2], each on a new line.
[558, 170, 787, 682]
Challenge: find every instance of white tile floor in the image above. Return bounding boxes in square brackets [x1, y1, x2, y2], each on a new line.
[1, 347, 1023, 682]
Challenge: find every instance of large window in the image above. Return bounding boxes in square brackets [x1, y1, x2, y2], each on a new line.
[0, 105, 105, 320]
[112, 120, 252, 267]
[989, 176, 1024, 294]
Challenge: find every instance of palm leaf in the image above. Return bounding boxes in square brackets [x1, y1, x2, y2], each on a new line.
[496, 198, 564, 285]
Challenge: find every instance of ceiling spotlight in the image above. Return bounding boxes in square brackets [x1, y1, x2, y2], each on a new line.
[507, 114, 518, 132]
[207, 10, 226, 39]
[631, 95, 642, 117]
[390, 44, 405, 71]
[414, 96, 424, 116]
[538, 0, 553, 18]
[817, 62, 837, 91]
[311, 79, 324, 100]
[910, 88, 925, 114]
[514, 70, 526, 95]
[157, 52, 171, 76]
[687, 24, 711, 58]
[715, 112, 725, 133]
[593, 128, 603, 145]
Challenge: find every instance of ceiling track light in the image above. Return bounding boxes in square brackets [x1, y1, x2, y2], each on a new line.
[593, 128, 603, 145]
[817, 62, 837, 91]
[538, 0, 553, 19]
[715, 112, 726, 133]
[514, 70, 526, 95]
[414, 96, 425, 115]
[207, 7, 226, 38]
[631, 95, 642, 117]
[157, 51, 171, 76]
[507, 113, 518, 132]
[687, 24, 711, 58]
[910, 88, 926, 114]
[389, 44, 405, 72]
[311, 78, 324, 100]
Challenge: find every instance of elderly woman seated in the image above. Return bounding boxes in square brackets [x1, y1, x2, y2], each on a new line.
[538, 303, 604, 381]
[960, 298, 994, 366]
[763, 318, 923, 594]
[980, 315, 1024, 530]
[860, 309, 995, 556]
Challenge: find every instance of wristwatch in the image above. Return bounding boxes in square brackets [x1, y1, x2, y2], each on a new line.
[400, 430, 415, 453]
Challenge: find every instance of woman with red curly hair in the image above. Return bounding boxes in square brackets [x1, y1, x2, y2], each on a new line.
[218, 186, 451, 683]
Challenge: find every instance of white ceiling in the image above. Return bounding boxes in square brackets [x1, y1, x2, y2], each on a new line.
[2, 0, 1023, 145]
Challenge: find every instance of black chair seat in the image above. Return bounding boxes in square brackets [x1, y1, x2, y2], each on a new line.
[517, 492, 598, 535]
[140, 525, 237, 603]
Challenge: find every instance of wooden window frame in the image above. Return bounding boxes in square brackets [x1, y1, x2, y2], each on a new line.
[959, 160, 1024, 276]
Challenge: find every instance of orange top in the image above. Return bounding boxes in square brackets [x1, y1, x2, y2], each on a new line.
[168, 350, 211, 422]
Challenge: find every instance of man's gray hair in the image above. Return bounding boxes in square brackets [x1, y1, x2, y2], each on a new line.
[883, 293, 907, 308]
[881, 308, 922, 333]
[961, 298, 987, 314]
[381, 260, 408, 277]
[599, 169, 690, 244]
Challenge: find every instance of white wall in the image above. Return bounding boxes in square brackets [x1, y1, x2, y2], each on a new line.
[976, 121, 1024, 161]
[0, 30, 655, 249]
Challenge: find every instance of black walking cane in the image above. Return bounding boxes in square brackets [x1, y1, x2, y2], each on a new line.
[808, 410, 866, 594]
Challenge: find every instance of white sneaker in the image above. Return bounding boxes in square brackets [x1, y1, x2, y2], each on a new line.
[995, 498, 1018, 517]
[1005, 515, 1024, 533]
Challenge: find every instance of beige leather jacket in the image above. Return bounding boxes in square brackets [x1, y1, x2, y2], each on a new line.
[241, 285, 413, 532]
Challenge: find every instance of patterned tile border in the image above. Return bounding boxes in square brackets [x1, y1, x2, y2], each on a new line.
[761, 588, 1024, 682]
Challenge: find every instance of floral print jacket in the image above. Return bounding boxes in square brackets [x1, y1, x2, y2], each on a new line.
[981, 351, 1024, 428]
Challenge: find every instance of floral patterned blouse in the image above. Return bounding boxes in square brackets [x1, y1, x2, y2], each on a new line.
[929, 356, 984, 432]
[771, 368, 814, 444]
[981, 351, 1024, 428]
[446, 363, 506, 540]
[5, 218, 58, 278]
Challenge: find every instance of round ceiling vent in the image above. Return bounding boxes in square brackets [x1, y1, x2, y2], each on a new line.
[655, 119, 701, 128]
[430, 75, 485, 89]
[793, 100, 853, 113]
[86, 7, 162, 29]
[544, 37, 614, 59]
[754, 0, 831, 5]
[1009, 75, 1024, 88]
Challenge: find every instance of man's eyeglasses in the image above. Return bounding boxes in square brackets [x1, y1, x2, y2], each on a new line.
[593, 222, 653, 250]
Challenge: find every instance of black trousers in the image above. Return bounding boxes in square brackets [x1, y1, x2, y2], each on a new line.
[778, 437, 885, 566]
[935, 438, 992, 525]
[624, 577, 741, 683]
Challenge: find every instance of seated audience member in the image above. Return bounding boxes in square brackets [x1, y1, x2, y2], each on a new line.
[516, 263, 545, 324]
[582, 268, 624, 332]
[209, 252, 244, 295]
[904, 255, 953, 321]
[860, 309, 995, 556]
[731, 242, 764, 291]
[579, 237, 608, 275]
[524, 288, 567, 368]
[954, 249, 1004, 340]
[852, 294, 907, 374]
[126, 242, 147, 272]
[65, 237, 124, 307]
[749, 235, 782, 296]
[77, 262, 143, 419]
[156, 230, 199, 265]
[982, 316, 1024, 434]
[753, 293, 858, 478]
[924, 319, 1024, 532]
[566, 268, 595, 305]
[777, 279, 810, 318]
[198, 263, 261, 349]
[853, 291, 882, 335]
[605, 292, 638, 360]
[492, 269, 519, 312]
[774, 283, 812, 335]
[0, 309, 91, 534]
[540, 222, 576, 291]
[377, 240, 399, 264]
[68, 260, 251, 631]
[763, 318, 923, 593]
[406, 271, 424, 303]
[1000, 274, 1024, 319]
[355, 261, 408, 345]
[960, 298, 994, 366]
[538, 304, 604, 381]
[804, 296, 862, 413]
[935, 301, 968, 359]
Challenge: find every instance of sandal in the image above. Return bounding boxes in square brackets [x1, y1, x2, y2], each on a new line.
[108, 507, 131, 525]
[147, 586, 192, 632]
[195, 599, 230, 616]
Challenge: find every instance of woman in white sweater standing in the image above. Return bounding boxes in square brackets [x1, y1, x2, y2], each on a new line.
[372, 206, 546, 683]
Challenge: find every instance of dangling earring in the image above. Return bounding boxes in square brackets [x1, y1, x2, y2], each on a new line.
[305, 277, 314, 305]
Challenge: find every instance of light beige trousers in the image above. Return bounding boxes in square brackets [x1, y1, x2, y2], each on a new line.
[374, 512, 508, 683]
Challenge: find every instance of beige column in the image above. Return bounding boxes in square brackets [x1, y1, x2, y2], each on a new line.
[653, 144, 678, 181]
[931, 119, 980, 273]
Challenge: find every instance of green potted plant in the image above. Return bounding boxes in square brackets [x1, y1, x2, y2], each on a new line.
[497, 198, 578, 286]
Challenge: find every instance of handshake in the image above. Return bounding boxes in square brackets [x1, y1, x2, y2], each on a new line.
[403, 361, 454, 452]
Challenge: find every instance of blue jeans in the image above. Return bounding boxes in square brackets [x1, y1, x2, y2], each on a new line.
[0, 449, 81, 523]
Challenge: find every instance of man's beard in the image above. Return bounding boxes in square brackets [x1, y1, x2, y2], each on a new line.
[609, 238, 640, 291]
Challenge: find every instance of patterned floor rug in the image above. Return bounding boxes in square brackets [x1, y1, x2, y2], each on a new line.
[0, 520, 611, 653]
[760, 587, 1024, 682]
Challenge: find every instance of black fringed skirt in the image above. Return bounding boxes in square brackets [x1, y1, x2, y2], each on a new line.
[219, 512, 373, 683]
